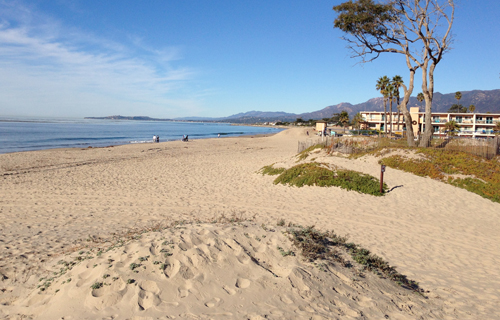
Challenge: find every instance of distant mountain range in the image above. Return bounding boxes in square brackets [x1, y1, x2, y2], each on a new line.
[87, 89, 500, 124]
[179, 89, 500, 123]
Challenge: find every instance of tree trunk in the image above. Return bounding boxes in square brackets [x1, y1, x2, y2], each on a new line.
[383, 99, 387, 136]
[401, 66, 417, 147]
[389, 98, 393, 135]
[419, 59, 436, 147]
[396, 97, 401, 131]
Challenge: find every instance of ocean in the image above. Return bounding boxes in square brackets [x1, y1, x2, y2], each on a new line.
[0, 116, 283, 154]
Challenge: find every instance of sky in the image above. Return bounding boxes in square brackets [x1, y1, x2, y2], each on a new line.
[0, 0, 499, 119]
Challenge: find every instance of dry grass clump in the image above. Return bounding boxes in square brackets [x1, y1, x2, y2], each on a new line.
[297, 144, 325, 161]
[284, 223, 423, 293]
[380, 148, 500, 203]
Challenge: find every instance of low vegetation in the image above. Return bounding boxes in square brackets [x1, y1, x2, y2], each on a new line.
[297, 144, 325, 161]
[259, 164, 285, 176]
[262, 162, 386, 196]
[379, 148, 500, 203]
[285, 224, 422, 293]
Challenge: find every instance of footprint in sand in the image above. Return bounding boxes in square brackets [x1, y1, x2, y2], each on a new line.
[204, 297, 221, 308]
[236, 253, 251, 265]
[86, 279, 128, 310]
[190, 235, 203, 246]
[138, 288, 161, 310]
[139, 280, 160, 294]
[252, 243, 267, 253]
[163, 258, 180, 279]
[280, 295, 293, 304]
[178, 281, 192, 298]
[179, 265, 195, 280]
[149, 243, 160, 256]
[222, 285, 236, 295]
[178, 238, 193, 251]
[197, 228, 210, 236]
[235, 278, 251, 289]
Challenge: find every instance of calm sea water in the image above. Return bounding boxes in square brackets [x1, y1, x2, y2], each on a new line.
[0, 116, 283, 154]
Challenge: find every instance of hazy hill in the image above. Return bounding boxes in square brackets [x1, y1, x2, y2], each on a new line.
[213, 89, 500, 123]
[89, 89, 500, 124]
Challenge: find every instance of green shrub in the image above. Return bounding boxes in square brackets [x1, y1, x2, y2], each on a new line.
[273, 162, 386, 196]
[380, 149, 500, 203]
[259, 165, 286, 176]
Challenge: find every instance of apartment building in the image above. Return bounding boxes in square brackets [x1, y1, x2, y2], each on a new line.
[360, 107, 500, 137]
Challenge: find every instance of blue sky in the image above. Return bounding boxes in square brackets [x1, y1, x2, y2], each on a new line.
[0, 0, 499, 118]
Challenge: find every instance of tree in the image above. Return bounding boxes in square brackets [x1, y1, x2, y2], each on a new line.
[495, 122, 500, 135]
[333, 0, 455, 147]
[448, 104, 467, 113]
[417, 92, 424, 111]
[376, 75, 390, 134]
[450, 91, 466, 112]
[443, 120, 460, 136]
[353, 112, 364, 130]
[392, 75, 404, 131]
[468, 104, 475, 113]
[386, 83, 395, 134]
[332, 111, 350, 132]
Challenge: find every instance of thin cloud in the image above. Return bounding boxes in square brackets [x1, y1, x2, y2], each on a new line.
[0, 1, 201, 117]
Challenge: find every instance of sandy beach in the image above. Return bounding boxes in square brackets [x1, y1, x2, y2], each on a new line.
[1, 128, 499, 319]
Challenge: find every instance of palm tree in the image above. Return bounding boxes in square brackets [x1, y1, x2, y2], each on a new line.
[455, 91, 462, 104]
[392, 75, 404, 131]
[469, 104, 476, 113]
[352, 112, 363, 132]
[444, 120, 460, 137]
[386, 83, 395, 135]
[376, 76, 390, 135]
[338, 111, 350, 133]
[495, 122, 500, 136]
[417, 93, 424, 111]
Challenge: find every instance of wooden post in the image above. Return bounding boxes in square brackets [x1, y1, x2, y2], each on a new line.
[380, 165, 386, 194]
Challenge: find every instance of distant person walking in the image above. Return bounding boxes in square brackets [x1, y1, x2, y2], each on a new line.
[218, 133, 220, 138]
[153, 135, 156, 143]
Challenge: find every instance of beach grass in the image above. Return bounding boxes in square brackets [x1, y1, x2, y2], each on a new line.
[284, 223, 423, 293]
[379, 148, 500, 203]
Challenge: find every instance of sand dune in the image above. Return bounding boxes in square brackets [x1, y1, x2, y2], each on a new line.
[1, 128, 499, 319]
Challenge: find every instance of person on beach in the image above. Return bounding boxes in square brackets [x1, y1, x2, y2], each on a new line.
[156, 135, 159, 143]
[218, 133, 220, 138]
[153, 135, 156, 143]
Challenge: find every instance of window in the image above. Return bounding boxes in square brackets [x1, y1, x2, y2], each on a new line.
[486, 117, 493, 124]
[433, 126, 439, 133]
[455, 116, 462, 123]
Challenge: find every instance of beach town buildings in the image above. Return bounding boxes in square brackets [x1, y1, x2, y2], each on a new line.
[315, 120, 328, 133]
[360, 107, 500, 138]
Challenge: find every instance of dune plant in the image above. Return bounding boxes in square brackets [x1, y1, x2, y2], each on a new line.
[380, 148, 500, 202]
[269, 162, 386, 196]
[297, 144, 325, 161]
[286, 225, 422, 292]
[259, 165, 285, 176]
